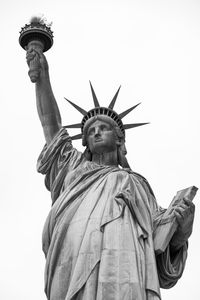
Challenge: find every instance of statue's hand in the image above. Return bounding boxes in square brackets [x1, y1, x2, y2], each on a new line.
[26, 47, 49, 82]
[171, 198, 195, 250]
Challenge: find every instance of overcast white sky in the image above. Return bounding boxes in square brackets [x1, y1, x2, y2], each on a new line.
[0, 0, 199, 299]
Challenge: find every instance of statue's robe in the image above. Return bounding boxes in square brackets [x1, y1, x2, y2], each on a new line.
[37, 129, 187, 300]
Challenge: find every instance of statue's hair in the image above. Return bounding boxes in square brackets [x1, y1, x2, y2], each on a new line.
[117, 142, 131, 169]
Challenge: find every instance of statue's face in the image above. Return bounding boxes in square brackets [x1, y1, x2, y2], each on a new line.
[86, 120, 118, 154]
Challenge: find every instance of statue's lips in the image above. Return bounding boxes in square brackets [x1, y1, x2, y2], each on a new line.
[94, 138, 103, 143]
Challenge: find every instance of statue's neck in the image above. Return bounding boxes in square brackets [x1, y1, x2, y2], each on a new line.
[91, 150, 118, 167]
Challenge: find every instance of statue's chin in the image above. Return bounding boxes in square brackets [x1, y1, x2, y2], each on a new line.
[90, 142, 116, 155]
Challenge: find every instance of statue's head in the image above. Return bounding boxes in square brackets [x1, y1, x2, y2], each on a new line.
[84, 119, 121, 152]
[64, 82, 148, 167]
[82, 115, 129, 167]
[82, 113, 124, 145]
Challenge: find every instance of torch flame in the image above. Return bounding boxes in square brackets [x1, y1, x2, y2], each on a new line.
[29, 14, 52, 27]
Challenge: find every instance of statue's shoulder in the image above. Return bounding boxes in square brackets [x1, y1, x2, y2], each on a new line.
[132, 171, 155, 198]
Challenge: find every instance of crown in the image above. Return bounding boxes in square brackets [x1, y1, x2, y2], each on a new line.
[64, 82, 149, 140]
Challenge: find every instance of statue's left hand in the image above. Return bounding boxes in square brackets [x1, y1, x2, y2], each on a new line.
[171, 198, 195, 250]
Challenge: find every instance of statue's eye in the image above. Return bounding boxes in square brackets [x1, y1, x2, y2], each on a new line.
[100, 125, 109, 131]
[88, 128, 95, 135]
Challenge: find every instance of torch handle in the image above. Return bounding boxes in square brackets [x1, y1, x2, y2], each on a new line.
[27, 40, 44, 83]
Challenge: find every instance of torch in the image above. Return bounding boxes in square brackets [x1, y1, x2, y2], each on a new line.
[19, 15, 53, 82]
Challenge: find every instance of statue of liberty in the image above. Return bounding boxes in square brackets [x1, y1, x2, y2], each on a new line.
[24, 20, 195, 300]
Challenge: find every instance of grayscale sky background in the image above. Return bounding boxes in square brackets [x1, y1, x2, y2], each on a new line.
[0, 0, 199, 299]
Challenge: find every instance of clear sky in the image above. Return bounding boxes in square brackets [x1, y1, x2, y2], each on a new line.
[0, 0, 199, 299]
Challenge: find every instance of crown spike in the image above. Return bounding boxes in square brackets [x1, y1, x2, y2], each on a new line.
[71, 133, 82, 140]
[64, 98, 87, 115]
[119, 102, 141, 119]
[63, 123, 82, 129]
[123, 122, 149, 130]
[89, 81, 100, 107]
[108, 86, 121, 109]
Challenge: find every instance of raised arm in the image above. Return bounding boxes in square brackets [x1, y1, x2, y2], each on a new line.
[26, 48, 62, 145]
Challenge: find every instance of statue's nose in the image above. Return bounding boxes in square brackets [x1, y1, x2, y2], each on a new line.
[94, 127, 100, 136]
